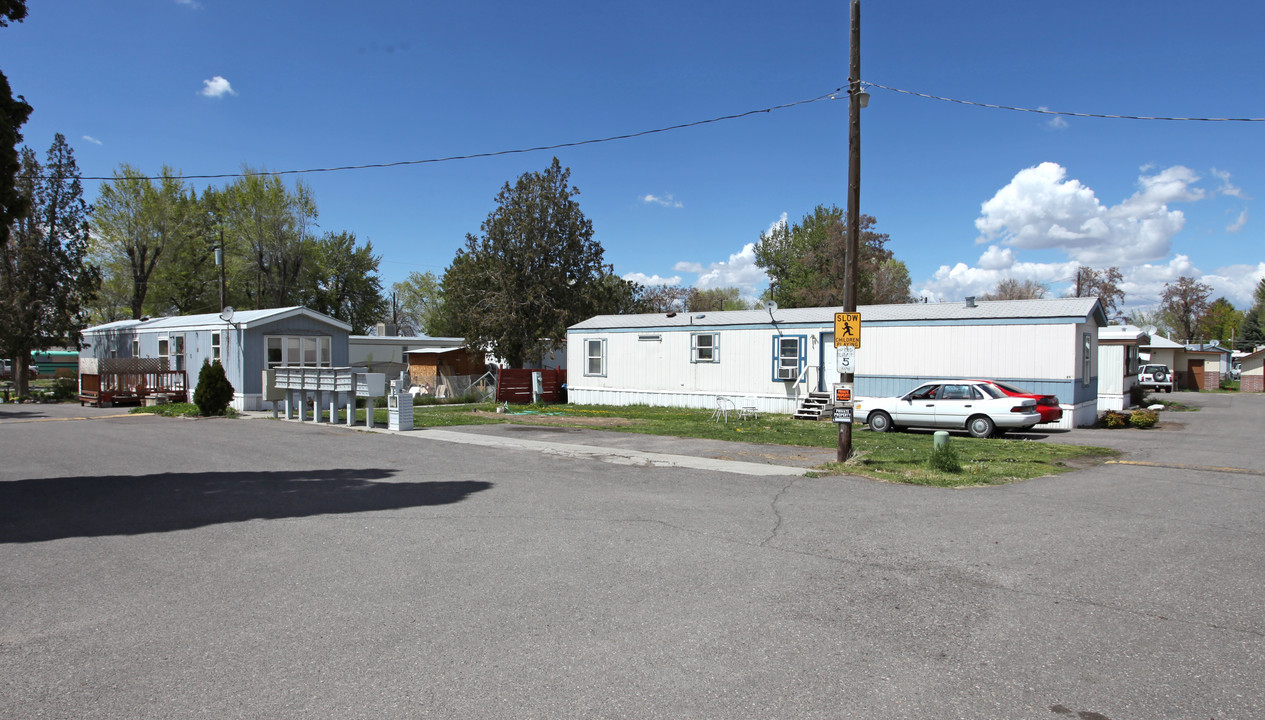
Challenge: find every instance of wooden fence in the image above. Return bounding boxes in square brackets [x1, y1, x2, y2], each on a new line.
[495, 368, 567, 404]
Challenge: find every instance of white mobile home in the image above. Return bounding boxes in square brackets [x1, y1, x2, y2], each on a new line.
[80, 307, 351, 411]
[567, 297, 1107, 428]
[1097, 325, 1148, 412]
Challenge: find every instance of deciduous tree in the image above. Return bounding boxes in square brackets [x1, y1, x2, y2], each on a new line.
[982, 277, 1047, 301]
[222, 170, 316, 309]
[1069, 266, 1125, 319]
[298, 231, 387, 334]
[1196, 297, 1243, 346]
[442, 157, 629, 368]
[1159, 276, 1212, 343]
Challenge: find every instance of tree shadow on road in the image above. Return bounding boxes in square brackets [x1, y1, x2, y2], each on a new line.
[0, 468, 493, 543]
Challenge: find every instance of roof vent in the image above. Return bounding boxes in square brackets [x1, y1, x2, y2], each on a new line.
[964, 296, 976, 308]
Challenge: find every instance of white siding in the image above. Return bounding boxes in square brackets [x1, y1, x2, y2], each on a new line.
[855, 323, 1072, 379]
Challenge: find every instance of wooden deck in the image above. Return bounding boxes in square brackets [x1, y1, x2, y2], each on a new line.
[79, 370, 188, 407]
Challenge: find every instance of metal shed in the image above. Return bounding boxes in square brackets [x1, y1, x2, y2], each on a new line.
[80, 307, 351, 411]
[566, 297, 1107, 428]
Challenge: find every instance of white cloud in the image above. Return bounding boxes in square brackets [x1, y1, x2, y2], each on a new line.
[766, 212, 788, 236]
[977, 245, 1016, 270]
[199, 76, 237, 98]
[1227, 209, 1248, 233]
[623, 272, 682, 287]
[1038, 107, 1068, 130]
[641, 193, 683, 208]
[1210, 168, 1246, 199]
[916, 259, 1077, 303]
[974, 162, 1203, 266]
[1200, 262, 1265, 308]
[81, 135, 102, 146]
[673, 242, 769, 299]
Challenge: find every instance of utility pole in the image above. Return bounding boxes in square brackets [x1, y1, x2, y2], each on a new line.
[218, 228, 227, 311]
[839, 0, 862, 463]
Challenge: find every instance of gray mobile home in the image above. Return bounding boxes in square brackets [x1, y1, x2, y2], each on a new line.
[80, 307, 351, 411]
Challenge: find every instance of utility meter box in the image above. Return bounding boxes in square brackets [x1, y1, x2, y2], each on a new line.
[387, 392, 414, 431]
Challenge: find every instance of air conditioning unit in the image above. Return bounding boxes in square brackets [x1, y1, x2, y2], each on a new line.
[776, 365, 796, 381]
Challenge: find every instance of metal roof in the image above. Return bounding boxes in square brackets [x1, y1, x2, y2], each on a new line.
[568, 297, 1105, 331]
[82, 306, 352, 333]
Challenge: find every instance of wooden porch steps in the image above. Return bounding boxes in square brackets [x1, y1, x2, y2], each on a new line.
[792, 391, 835, 421]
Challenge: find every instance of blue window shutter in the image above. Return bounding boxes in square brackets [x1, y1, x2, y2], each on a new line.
[771, 335, 779, 381]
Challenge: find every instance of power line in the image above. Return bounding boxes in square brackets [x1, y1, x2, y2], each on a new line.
[864, 81, 1265, 122]
[69, 89, 845, 182]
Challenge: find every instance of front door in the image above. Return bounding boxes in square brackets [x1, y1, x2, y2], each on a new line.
[1187, 359, 1205, 390]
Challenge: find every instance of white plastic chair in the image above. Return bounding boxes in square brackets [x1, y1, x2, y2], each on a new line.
[711, 396, 737, 423]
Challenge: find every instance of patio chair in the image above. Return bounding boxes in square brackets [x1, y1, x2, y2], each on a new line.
[711, 396, 737, 423]
[737, 399, 758, 421]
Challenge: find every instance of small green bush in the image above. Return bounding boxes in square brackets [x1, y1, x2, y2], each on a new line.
[1128, 409, 1158, 428]
[1129, 383, 1146, 407]
[927, 442, 962, 473]
[193, 359, 235, 416]
[1101, 411, 1128, 429]
[52, 368, 78, 401]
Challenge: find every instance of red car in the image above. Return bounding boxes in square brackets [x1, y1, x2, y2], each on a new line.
[970, 380, 1063, 425]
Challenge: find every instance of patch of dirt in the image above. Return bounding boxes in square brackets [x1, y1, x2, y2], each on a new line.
[468, 410, 640, 428]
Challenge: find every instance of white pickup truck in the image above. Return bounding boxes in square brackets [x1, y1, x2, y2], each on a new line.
[1138, 363, 1174, 393]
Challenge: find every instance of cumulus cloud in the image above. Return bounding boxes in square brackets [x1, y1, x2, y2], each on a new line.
[916, 258, 1078, 303]
[977, 245, 1016, 270]
[199, 76, 237, 98]
[673, 242, 769, 299]
[1200, 262, 1265, 308]
[641, 194, 683, 208]
[81, 135, 102, 146]
[622, 272, 682, 287]
[1227, 209, 1248, 233]
[974, 162, 1205, 266]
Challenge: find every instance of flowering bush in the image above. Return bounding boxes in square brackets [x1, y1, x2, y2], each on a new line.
[1128, 409, 1158, 428]
[1100, 411, 1128, 429]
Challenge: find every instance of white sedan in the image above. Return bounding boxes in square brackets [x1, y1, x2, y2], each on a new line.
[855, 380, 1042, 438]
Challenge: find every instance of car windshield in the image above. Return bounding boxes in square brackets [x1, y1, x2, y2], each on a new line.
[988, 381, 1028, 395]
[976, 383, 1004, 399]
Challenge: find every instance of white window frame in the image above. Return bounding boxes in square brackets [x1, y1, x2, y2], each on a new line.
[584, 338, 606, 377]
[265, 334, 334, 369]
[773, 335, 805, 381]
[211, 332, 222, 362]
[131, 338, 140, 358]
[691, 332, 719, 363]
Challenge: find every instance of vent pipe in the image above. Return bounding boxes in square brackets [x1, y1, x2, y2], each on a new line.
[964, 296, 976, 308]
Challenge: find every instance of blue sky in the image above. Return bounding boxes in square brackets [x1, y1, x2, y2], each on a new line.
[4, 0, 1263, 313]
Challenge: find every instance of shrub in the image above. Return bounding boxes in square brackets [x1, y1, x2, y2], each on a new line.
[1100, 411, 1128, 429]
[52, 368, 78, 401]
[193, 359, 235, 416]
[1128, 409, 1158, 428]
[927, 442, 962, 473]
[1128, 383, 1146, 407]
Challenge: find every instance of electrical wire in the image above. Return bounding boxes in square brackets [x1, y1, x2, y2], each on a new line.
[69, 89, 845, 182]
[863, 81, 1265, 122]
[48, 80, 1264, 182]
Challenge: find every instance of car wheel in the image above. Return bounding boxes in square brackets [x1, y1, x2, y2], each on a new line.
[868, 410, 893, 433]
[967, 415, 995, 438]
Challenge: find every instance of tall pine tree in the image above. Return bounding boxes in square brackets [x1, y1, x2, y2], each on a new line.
[1, 134, 99, 397]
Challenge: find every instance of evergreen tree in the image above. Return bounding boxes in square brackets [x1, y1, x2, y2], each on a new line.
[0, 135, 99, 397]
[442, 157, 632, 367]
[193, 358, 235, 416]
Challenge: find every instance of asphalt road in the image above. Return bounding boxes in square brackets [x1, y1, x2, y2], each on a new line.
[1, 394, 1263, 719]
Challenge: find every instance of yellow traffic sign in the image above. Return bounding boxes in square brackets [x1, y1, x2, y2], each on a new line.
[834, 312, 861, 348]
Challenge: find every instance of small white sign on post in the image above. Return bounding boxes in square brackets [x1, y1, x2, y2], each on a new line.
[836, 345, 856, 374]
[832, 407, 853, 424]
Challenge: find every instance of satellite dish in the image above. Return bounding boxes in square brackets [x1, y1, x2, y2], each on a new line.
[219, 306, 235, 323]
[764, 300, 778, 313]
[1144, 325, 1158, 336]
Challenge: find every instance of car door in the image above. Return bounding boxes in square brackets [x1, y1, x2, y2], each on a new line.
[932, 383, 978, 428]
[892, 383, 939, 428]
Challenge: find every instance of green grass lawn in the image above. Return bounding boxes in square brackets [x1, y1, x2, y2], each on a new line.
[127, 400, 1116, 488]
[396, 402, 1116, 487]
